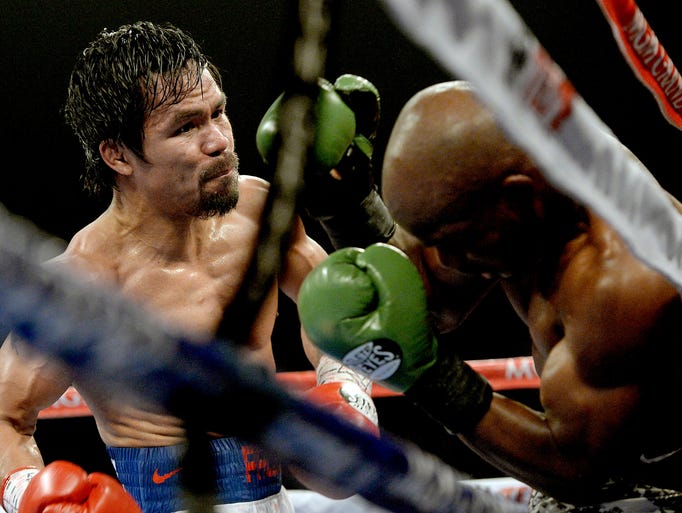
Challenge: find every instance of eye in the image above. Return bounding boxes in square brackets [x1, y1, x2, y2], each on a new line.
[211, 106, 226, 120]
[175, 122, 194, 135]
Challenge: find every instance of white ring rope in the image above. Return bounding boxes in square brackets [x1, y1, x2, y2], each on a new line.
[216, 0, 331, 344]
[378, 0, 682, 294]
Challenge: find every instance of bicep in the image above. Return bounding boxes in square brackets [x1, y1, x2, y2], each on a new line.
[279, 218, 329, 366]
[540, 342, 641, 461]
[279, 218, 328, 302]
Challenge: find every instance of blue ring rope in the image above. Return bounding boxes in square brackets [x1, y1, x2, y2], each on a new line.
[0, 202, 526, 513]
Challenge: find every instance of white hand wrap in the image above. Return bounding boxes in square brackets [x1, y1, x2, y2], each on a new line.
[1, 467, 39, 513]
[316, 354, 378, 426]
[316, 354, 372, 392]
[335, 381, 379, 427]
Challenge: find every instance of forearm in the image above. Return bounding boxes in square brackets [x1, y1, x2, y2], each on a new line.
[0, 423, 44, 480]
[457, 394, 599, 501]
[0, 424, 44, 512]
[403, 352, 604, 501]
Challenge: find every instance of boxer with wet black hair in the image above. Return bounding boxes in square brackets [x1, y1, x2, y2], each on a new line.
[0, 21, 379, 513]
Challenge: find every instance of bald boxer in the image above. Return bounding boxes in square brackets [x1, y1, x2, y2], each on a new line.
[298, 81, 682, 512]
[0, 21, 379, 513]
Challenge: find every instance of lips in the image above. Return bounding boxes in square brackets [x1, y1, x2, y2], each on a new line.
[215, 167, 232, 179]
[202, 151, 238, 180]
[203, 166, 233, 183]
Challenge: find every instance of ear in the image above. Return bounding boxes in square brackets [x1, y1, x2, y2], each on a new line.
[99, 139, 133, 176]
[500, 173, 542, 219]
[501, 173, 535, 203]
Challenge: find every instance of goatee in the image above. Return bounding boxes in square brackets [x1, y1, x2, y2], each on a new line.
[196, 153, 240, 218]
[198, 171, 240, 218]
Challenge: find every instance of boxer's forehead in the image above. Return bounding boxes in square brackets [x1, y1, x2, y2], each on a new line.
[145, 69, 224, 129]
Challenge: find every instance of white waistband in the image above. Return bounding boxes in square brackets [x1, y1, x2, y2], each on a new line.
[173, 487, 294, 513]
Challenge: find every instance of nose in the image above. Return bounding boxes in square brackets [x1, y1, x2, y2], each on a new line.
[203, 123, 231, 157]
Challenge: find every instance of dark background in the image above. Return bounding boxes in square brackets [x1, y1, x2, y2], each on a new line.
[2, 0, 682, 484]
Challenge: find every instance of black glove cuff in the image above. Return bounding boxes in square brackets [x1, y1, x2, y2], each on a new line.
[405, 354, 493, 434]
[315, 188, 396, 249]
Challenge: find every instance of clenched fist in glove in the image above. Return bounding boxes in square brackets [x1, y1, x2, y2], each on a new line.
[256, 74, 395, 249]
[2, 460, 141, 513]
[298, 243, 493, 433]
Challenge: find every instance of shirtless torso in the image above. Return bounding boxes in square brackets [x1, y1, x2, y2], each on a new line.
[0, 174, 326, 453]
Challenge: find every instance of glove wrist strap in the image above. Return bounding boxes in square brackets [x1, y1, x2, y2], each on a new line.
[316, 189, 396, 249]
[405, 355, 493, 434]
[2, 467, 39, 513]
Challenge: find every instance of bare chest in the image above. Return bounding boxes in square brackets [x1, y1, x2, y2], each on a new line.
[116, 252, 251, 336]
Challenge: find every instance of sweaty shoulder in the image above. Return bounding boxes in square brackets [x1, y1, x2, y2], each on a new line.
[236, 174, 270, 220]
[238, 174, 270, 198]
[48, 218, 120, 286]
[586, 214, 677, 301]
[559, 213, 681, 377]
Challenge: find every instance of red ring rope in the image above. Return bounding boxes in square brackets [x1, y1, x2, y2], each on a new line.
[596, 0, 682, 129]
[38, 356, 539, 419]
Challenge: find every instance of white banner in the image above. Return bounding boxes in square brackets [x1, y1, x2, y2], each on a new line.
[379, 0, 682, 291]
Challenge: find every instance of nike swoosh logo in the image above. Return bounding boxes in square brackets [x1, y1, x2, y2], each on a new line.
[152, 467, 182, 484]
[639, 447, 682, 464]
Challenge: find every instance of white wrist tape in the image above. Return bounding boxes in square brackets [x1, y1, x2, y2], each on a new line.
[1, 467, 39, 513]
[336, 382, 379, 427]
[316, 354, 372, 393]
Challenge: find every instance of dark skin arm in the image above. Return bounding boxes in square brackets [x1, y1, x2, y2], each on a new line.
[460, 352, 643, 501]
[457, 217, 682, 502]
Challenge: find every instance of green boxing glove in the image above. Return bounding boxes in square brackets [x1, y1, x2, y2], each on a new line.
[257, 77, 356, 170]
[298, 243, 493, 433]
[256, 75, 395, 249]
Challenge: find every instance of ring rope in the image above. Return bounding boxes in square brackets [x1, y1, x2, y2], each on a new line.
[186, 3, 334, 509]
[596, 0, 682, 129]
[216, 0, 331, 344]
[379, 0, 682, 294]
[38, 356, 540, 419]
[0, 203, 526, 513]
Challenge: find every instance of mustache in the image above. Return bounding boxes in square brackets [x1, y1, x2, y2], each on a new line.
[201, 152, 239, 182]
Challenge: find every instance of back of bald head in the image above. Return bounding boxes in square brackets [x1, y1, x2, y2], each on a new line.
[382, 81, 516, 233]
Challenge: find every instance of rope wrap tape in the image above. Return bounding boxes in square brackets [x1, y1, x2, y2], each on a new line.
[596, 0, 682, 129]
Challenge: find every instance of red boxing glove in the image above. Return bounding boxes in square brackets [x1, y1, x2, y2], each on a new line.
[17, 461, 141, 513]
[304, 382, 380, 437]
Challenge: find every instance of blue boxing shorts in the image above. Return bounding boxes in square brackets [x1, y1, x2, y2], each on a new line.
[108, 437, 294, 513]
